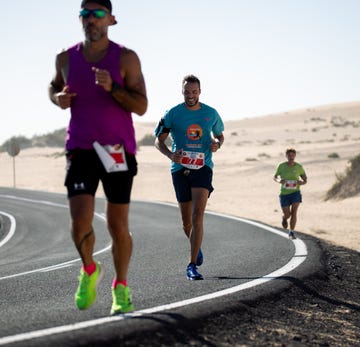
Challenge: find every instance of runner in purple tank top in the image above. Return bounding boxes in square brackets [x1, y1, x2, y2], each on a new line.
[48, 0, 147, 315]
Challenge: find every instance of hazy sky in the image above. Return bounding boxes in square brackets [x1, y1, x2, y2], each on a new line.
[1, 0, 359, 144]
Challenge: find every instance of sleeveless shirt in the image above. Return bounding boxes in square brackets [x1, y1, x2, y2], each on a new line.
[66, 41, 136, 154]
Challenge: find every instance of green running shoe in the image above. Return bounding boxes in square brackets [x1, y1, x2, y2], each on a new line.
[110, 284, 134, 315]
[75, 261, 104, 310]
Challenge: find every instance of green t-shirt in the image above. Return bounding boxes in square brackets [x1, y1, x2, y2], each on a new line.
[275, 162, 306, 195]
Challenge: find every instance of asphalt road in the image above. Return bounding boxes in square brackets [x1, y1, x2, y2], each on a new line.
[0, 187, 315, 347]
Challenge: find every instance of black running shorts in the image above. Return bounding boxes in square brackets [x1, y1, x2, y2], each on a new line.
[171, 165, 214, 203]
[65, 148, 137, 204]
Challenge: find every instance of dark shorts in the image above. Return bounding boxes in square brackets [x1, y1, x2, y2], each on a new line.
[171, 165, 214, 203]
[280, 191, 302, 208]
[65, 148, 137, 204]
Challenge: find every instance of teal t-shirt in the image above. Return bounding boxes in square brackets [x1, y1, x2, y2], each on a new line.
[161, 103, 224, 173]
[275, 162, 306, 195]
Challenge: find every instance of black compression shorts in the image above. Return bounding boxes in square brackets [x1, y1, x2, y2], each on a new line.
[64, 148, 137, 204]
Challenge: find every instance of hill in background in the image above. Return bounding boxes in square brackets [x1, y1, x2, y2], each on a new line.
[0, 128, 158, 152]
[0, 128, 67, 152]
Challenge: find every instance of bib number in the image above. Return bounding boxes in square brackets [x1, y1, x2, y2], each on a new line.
[93, 141, 128, 172]
[283, 180, 297, 189]
[180, 151, 204, 170]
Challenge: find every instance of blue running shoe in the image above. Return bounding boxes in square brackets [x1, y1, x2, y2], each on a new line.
[186, 263, 203, 280]
[288, 230, 296, 239]
[196, 248, 203, 266]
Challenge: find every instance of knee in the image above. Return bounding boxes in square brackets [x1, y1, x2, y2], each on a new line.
[71, 219, 92, 235]
[283, 211, 290, 219]
[183, 223, 192, 234]
[108, 220, 127, 232]
[108, 221, 129, 239]
[290, 208, 298, 217]
[192, 210, 204, 227]
[290, 212, 297, 219]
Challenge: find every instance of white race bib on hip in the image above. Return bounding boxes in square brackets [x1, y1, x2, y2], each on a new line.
[180, 151, 204, 170]
[93, 141, 128, 172]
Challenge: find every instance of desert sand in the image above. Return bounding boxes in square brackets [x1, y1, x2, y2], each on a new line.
[1, 101, 359, 251]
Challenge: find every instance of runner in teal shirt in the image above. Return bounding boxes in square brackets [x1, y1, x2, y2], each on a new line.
[155, 74, 224, 281]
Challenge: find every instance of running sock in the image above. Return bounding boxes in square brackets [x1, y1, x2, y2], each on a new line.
[112, 278, 127, 288]
[83, 261, 96, 276]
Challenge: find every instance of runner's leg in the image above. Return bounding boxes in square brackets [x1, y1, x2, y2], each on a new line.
[290, 202, 300, 230]
[281, 205, 291, 226]
[107, 202, 132, 281]
[189, 187, 208, 264]
[179, 201, 192, 238]
[70, 194, 95, 266]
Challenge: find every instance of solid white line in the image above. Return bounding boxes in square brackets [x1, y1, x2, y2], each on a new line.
[0, 194, 68, 209]
[40, 264, 74, 272]
[0, 240, 111, 281]
[0, 200, 308, 346]
[0, 211, 16, 248]
[0, 195, 110, 281]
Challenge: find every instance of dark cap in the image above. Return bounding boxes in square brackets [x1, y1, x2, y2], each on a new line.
[81, 0, 112, 12]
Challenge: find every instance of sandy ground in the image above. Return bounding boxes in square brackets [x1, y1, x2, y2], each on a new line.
[1, 101, 359, 252]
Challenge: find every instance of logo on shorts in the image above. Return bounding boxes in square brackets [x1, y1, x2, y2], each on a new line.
[187, 124, 203, 140]
[74, 182, 86, 191]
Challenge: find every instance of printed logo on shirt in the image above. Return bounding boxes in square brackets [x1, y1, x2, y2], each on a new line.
[187, 124, 203, 140]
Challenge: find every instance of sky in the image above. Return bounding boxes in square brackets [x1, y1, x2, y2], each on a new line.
[1, 0, 359, 144]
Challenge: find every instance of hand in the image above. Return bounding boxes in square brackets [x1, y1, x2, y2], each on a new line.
[56, 85, 77, 109]
[92, 67, 112, 92]
[171, 149, 182, 163]
[210, 140, 220, 152]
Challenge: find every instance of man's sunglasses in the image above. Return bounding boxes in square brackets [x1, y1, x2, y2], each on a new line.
[79, 8, 108, 19]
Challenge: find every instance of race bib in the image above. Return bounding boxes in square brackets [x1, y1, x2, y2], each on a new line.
[283, 180, 297, 189]
[180, 151, 204, 170]
[93, 141, 128, 172]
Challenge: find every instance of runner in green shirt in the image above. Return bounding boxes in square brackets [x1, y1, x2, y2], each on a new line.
[273, 148, 307, 239]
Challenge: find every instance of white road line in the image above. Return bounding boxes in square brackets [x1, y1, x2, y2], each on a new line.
[39, 264, 74, 272]
[0, 195, 110, 281]
[0, 211, 16, 248]
[0, 242, 112, 281]
[0, 200, 308, 346]
[0, 194, 68, 209]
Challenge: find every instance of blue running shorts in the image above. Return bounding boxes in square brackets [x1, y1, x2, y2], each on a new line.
[280, 191, 302, 208]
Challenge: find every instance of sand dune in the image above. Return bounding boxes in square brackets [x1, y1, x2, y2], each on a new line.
[1, 101, 359, 251]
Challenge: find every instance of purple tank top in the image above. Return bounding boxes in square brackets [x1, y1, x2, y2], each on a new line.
[66, 41, 136, 154]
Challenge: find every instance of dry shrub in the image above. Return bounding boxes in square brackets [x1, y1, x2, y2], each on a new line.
[325, 153, 360, 200]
